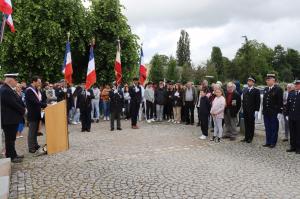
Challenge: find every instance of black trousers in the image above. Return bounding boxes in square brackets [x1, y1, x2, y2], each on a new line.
[3, 124, 18, 159]
[185, 101, 195, 124]
[130, 101, 140, 126]
[199, 115, 209, 136]
[28, 121, 39, 151]
[165, 102, 173, 120]
[244, 111, 255, 141]
[146, 101, 154, 120]
[289, 119, 300, 151]
[111, 111, 121, 129]
[81, 110, 91, 131]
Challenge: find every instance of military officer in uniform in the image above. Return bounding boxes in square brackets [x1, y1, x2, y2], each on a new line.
[0, 73, 26, 163]
[129, 77, 142, 129]
[286, 79, 300, 154]
[262, 74, 283, 148]
[241, 76, 261, 143]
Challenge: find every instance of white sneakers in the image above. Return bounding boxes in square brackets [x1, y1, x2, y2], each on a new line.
[147, 120, 152, 124]
[199, 135, 207, 140]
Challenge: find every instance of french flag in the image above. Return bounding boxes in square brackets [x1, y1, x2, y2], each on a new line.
[85, 45, 96, 89]
[5, 14, 15, 32]
[0, 0, 13, 15]
[62, 41, 73, 84]
[114, 40, 122, 85]
[139, 47, 147, 85]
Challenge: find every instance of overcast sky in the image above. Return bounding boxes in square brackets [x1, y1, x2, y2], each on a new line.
[85, 0, 300, 65]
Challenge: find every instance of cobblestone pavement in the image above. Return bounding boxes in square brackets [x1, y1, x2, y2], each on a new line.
[8, 119, 300, 199]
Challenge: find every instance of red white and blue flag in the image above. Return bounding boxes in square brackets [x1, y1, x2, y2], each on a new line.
[114, 40, 122, 85]
[86, 45, 96, 89]
[62, 41, 73, 84]
[0, 0, 13, 15]
[5, 14, 15, 32]
[139, 47, 147, 85]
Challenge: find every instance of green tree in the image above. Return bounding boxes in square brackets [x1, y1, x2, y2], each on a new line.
[272, 45, 293, 82]
[0, 0, 139, 84]
[210, 47, 224, 80]
[89, 0, 140, 84]
[0, 0, 88, 82]
[166, 56, 179, 82]
[148, 54, 165, 83]
[176, 30, 191, 66]
[286, 48, 300, 79]
[181, 63, 193, 83]
[233, 40, 274, 84]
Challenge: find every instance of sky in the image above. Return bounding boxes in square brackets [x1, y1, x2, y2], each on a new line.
[85, 0, 300, 65]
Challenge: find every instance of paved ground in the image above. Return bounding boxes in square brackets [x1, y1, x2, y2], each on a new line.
[6, 119, 300, 199]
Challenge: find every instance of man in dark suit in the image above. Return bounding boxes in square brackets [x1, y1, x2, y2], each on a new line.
[241, 76, 261, 143]
[25, 76, 47, 153]
[109, 83, 124, 131]
[223, 82, 242, 141]
[286, 79, 300, 154]
[1, 73, 26, 163]
[262, 74, 283, 148]
[129, 77, 142, 129]
[77, 83, 94, 132]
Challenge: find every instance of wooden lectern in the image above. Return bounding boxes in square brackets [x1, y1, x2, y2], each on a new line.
[45, 100, 69, 155]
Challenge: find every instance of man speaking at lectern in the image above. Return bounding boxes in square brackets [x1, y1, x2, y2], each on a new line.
[25, 76, 47, 154]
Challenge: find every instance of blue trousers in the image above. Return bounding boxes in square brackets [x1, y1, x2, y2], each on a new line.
[264, 115, 279, 145]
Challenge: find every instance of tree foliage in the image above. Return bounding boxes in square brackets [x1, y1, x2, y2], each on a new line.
[176, 30, 191, 67]
[148, 54, 165, 83]
[166, 56, 179, 82]
[0, 0, 139, 84]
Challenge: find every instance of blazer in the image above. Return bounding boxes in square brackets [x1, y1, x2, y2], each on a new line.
[129, 84, 142, 104]
[242, 87, 261, 113]
[25, 86, 47, 122]
[109, 89, 124, 112]
[286, 90, 300, 121]
[0, 84, 25, 125]
[262, 85, 283, 116]
[77, 88, 94, 112]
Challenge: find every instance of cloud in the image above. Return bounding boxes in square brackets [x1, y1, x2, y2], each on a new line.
[118, 0, 300, 64]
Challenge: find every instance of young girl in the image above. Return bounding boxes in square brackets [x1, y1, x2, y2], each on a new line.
[210, 87, 226, 142]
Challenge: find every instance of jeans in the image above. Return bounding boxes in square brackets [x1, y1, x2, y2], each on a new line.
[213, 118, 223, 138]
[156, 104, 164, 121]
[103, 101, 110, 118]
[91, 99, 100, 120]
[99, 100, 104, 117]
[146, 100, 154, 120]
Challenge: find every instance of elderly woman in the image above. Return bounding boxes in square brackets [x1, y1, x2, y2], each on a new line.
[223, 82, 241, 141]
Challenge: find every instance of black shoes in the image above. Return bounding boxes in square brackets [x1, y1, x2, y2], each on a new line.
[117, 128, 122, 131]
[286, 148, 296, 152]
[111, 128, 114, 131]
[37, 132, 43, 136]
[96, 119, 99, 123]
[262, 144, 270, 147]
[11, 157, 23, 163]
[240, 139, 247, 142]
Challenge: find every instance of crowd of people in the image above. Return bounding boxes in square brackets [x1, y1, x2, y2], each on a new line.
[0, 72, 300, 163]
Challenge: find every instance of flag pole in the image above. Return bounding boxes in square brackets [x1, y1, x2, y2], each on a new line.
[67, 32, 70, 42]
[0, 14, 6, 43]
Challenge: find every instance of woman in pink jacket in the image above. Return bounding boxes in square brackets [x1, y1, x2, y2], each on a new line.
[210, 87, 226, 142]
